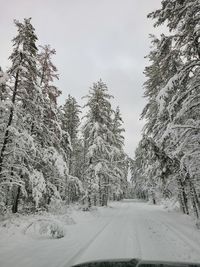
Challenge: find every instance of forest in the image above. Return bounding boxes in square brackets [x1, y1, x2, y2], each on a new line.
[130, 0, 200, 221]
[0, 18, 129, 214]
[2, 1, 200, 266]
[1, 0, 200, 224]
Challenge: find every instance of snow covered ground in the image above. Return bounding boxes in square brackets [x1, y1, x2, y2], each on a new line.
[0, 200, 200, 267]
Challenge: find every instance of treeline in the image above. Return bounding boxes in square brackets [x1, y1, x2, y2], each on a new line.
[131, 0, 200, 218]
[0, 18, 129, 214]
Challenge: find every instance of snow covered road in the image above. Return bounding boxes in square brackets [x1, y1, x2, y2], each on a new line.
[1, 200, 200, 267]
[72, 200, 200, 266]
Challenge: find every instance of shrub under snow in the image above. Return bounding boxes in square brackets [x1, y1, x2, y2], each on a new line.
[24, 218, 66, 239]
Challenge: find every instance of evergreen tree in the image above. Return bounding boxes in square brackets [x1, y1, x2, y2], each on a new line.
[37, 44, 69, 206]
[82, 80, 114, 207]
[60, 95, 83, 203]
[61, 95, 81, 176]
[149, 0, 200, 217]
[110, 107, 128, 200]
[0, 67, 10, 212]
[0, 18, 40, 213]
[134, 0, 200, 217]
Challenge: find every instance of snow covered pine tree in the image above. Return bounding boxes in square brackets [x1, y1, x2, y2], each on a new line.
[133, 0, 200, 218]
[82, 80, 127, 207]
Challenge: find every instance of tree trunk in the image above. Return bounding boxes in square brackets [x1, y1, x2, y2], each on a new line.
[0, 69, 20, 175]
[177, 177, 189, 215]
[192, 183, 200, 211]
[98, 178, 102, 206]
[188, 178, 199, 218]
[88, 194, 91, 208]
[12, 186, 21, 213]
[68, 150, 72, 176]
[88, 179, 92, 208]
[94, 194, 97, 206]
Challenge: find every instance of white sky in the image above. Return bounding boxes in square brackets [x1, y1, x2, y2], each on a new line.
[0, 0, 164, 158]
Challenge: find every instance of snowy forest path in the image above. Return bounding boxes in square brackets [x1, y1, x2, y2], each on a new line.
[73, 201, 142, 265]
[70, 200, 200, 266]
[1, 201, 200, 267]
[64, 206, 124, 267]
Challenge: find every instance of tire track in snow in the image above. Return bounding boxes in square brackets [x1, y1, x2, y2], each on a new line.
[63, 207, 123, 267]
[158, 218, 200, 256]
[132, 213, 142, 259]
[123, 202, 142, 259]
[138, 210, 200, 262]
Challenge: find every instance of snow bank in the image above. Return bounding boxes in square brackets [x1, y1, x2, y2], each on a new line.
[0, 203, 101, 241]
[24, 219, 66, 239]
[0, 208, 74, 240]
[160, 197, 180, 212]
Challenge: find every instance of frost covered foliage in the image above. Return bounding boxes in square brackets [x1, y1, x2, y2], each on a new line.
[132, 0, 200, 218]
[60, 96, 83, 179]
[30, 170, 46, 208]
[25, 218, 65, 239]
[0, 18, 81, 214]
[82, 80, 128, 207]
[0, 19, 129, 214]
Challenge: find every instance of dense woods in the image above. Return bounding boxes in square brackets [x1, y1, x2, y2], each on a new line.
[131, 0, 200, 219]
[2, 1, 200, 222]
[0, 18, 129, 214]
[2, 3, 200, 265]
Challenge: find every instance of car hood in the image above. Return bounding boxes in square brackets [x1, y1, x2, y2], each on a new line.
[70, 258, 200, 267]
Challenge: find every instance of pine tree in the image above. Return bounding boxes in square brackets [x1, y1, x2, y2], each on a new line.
[0, 67, 10, 212]
[60, 95, 84, 203]
[148, 0, 200, 217]
[110, 107, 128, 200]
[82, 80, 114, 207]
[61, 95, 81, 176]
[134, 0, 200, 217]
[140, 34, 184, 206]
[37, 44, 69, 206]
[0, 18, 40, 213]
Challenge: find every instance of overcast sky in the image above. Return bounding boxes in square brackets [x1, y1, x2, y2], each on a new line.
[0, 0, 164, 158]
